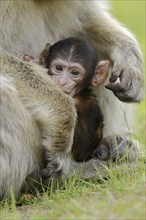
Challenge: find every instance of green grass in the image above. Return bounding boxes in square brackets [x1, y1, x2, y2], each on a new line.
[1, 160, 145, 219]
[0, 1, 145, 220]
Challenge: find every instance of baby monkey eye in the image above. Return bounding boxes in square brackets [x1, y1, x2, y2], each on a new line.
[55, 65, 62, 71]
[71, 69, 80, 75]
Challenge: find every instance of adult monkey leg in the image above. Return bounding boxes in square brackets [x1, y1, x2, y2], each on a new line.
[0, 55, 76, 199]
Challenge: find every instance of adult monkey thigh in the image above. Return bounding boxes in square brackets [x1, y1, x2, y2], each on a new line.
[0, 0, 144, 191]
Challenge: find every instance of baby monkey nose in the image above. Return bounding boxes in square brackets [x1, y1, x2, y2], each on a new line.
[59, 79, 67, 87]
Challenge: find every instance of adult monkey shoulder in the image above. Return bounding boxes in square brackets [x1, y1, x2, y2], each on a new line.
[0, 54, 76, 199]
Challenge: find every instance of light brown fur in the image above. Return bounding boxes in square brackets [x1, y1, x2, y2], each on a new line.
[0, 54, 76, 199]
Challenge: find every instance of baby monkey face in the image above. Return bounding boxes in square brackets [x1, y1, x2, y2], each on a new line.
[49, 58, 85, 97]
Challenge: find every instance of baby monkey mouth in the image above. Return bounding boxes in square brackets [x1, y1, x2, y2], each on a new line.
[61, 86, 73, 94]
[60, 85, 77, 97]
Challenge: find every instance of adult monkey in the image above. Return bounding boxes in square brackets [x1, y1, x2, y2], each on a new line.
[0, 1, 144, 199]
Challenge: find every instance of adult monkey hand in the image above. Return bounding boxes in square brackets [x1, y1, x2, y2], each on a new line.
[82, 1, 144, 102]
[105, 40, 144, 102]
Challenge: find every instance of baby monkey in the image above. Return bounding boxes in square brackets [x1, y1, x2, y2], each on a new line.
[43, 37, 110, 162]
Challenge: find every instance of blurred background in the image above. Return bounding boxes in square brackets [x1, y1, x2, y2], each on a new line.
[111, 1, 145, 145]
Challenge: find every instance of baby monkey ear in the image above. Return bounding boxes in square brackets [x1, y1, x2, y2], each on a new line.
[45, 43, 51, 51]
[92, 60, 110, 86]
[39, 43, 51, 65]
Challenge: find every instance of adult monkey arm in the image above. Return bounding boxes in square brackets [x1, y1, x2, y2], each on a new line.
[80, 1, 144, 102]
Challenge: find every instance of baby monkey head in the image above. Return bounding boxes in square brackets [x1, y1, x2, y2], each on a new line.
[45, 37, 110, 97]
